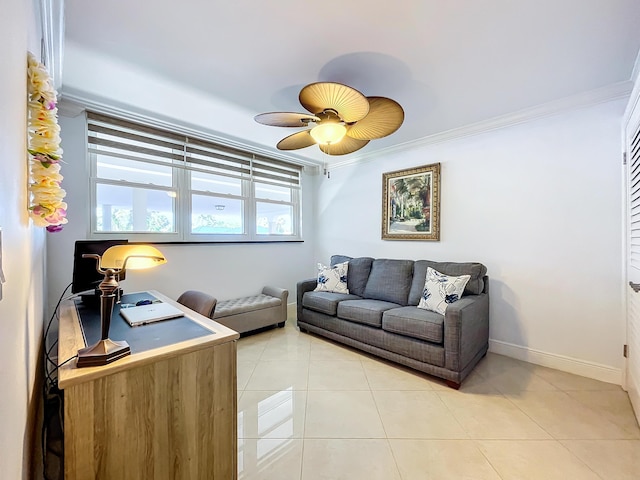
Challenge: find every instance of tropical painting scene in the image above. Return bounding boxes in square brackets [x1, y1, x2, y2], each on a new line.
[388, 172, 432, 234]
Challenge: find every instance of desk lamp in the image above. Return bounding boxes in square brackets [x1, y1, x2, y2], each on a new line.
[76, 244, 167, 368]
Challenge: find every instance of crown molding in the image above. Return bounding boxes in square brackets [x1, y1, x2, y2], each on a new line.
[330, 81, 633, 170]
[624, 58, 640, 126]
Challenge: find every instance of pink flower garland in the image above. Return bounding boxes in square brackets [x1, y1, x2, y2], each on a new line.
[27, 52, 67, 232]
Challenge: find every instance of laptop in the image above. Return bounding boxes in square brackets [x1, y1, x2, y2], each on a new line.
[120, 301, 185, 327]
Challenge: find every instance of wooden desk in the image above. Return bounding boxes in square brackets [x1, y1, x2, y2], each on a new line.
[58, 290, 240, 480]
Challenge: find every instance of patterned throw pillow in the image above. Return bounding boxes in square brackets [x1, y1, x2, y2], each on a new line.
[314, 261, 349, 294]
[417, 267, 470, 315]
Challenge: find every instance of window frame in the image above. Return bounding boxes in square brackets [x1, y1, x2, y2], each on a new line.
[86, 112, 304, 243]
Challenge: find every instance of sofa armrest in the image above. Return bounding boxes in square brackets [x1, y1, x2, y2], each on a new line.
[297, 278, 317, 321]
[443, 293, 489, 372]
[262, 286, 289, 322]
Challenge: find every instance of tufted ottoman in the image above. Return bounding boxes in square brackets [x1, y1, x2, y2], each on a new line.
[212, 286, 288, 334]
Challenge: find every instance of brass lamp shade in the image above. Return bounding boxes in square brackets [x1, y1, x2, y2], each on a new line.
[100, 244, 167, 270]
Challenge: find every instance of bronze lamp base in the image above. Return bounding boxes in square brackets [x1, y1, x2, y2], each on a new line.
[77, 338, 130, 368]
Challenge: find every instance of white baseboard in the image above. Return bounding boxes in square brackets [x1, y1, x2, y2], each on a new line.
[489, 339, 622, 385]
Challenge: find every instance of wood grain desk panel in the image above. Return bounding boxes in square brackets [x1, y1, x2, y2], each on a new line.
[59, 290, 239, 480]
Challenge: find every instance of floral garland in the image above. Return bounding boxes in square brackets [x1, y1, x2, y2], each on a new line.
[27, 52, 67, 232]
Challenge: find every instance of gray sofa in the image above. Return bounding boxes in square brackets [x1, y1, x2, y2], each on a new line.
[297, 255, 489, 388]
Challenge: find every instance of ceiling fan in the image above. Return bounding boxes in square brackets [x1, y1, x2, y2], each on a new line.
[254, 82, 404, 156]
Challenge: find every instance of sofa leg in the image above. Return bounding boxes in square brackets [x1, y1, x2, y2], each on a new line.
[277, 321, 286, 328]
[445, 380, 461, 390]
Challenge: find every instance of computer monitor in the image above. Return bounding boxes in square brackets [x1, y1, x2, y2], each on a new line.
[71, 240, 129, 298]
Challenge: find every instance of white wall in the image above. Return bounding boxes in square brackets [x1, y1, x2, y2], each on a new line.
[315, 99, 626, 382]
[47, 112, 317, 309]
[0, 1, 47, 478]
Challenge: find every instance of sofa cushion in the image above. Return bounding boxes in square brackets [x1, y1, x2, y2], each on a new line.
[314, 262, 349, 294]
[331, 255, 374, 297]
[337, 299, 401, 328]
[214, 294, 280, 317]
[302, 291, 361, 316]
[300, 310, 445, 367]
[408, 260, 487, 304]
[363, 259, 414, 305]
[382, 306, 444, 343]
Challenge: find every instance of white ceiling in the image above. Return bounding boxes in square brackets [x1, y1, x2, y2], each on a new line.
[64, 0, 640, 162]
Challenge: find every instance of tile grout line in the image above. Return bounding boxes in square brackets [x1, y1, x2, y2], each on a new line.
[300, 330, 312, 480]
[555, 440, 607, 480]
[471, 438, 510, 480]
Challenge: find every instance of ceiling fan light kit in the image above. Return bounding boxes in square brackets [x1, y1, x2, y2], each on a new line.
[255, 82, 404, 155]
[310, 122, 347, 145]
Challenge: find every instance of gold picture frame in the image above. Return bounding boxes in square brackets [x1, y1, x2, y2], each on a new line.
[382, 163, 441, 241]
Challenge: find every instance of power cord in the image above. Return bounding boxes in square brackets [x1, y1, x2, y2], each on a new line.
[42, 282, 75, 480]
[43, 282, 73, 390]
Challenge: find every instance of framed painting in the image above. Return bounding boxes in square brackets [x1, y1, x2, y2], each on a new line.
[382, 163, 440, 241]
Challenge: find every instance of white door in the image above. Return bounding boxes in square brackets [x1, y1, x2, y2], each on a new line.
[625, 81, 640, 422]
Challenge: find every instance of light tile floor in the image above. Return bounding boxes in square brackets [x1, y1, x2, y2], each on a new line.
[236, 322, 640, 480]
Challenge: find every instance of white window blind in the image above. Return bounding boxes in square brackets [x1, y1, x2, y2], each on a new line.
[630, 123, 640, 269]
[87, 112, 302, 242]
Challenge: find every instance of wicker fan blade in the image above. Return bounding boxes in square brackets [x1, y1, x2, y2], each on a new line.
[319, 136, 369, 156]
[346, 97, 405, 140]
[277, 130, 316, 150]
[299, 82, 369, 123]
[255, 112, 320, 127]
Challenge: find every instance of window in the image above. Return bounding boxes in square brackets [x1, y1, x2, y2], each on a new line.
[87, 112, 302, 242]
